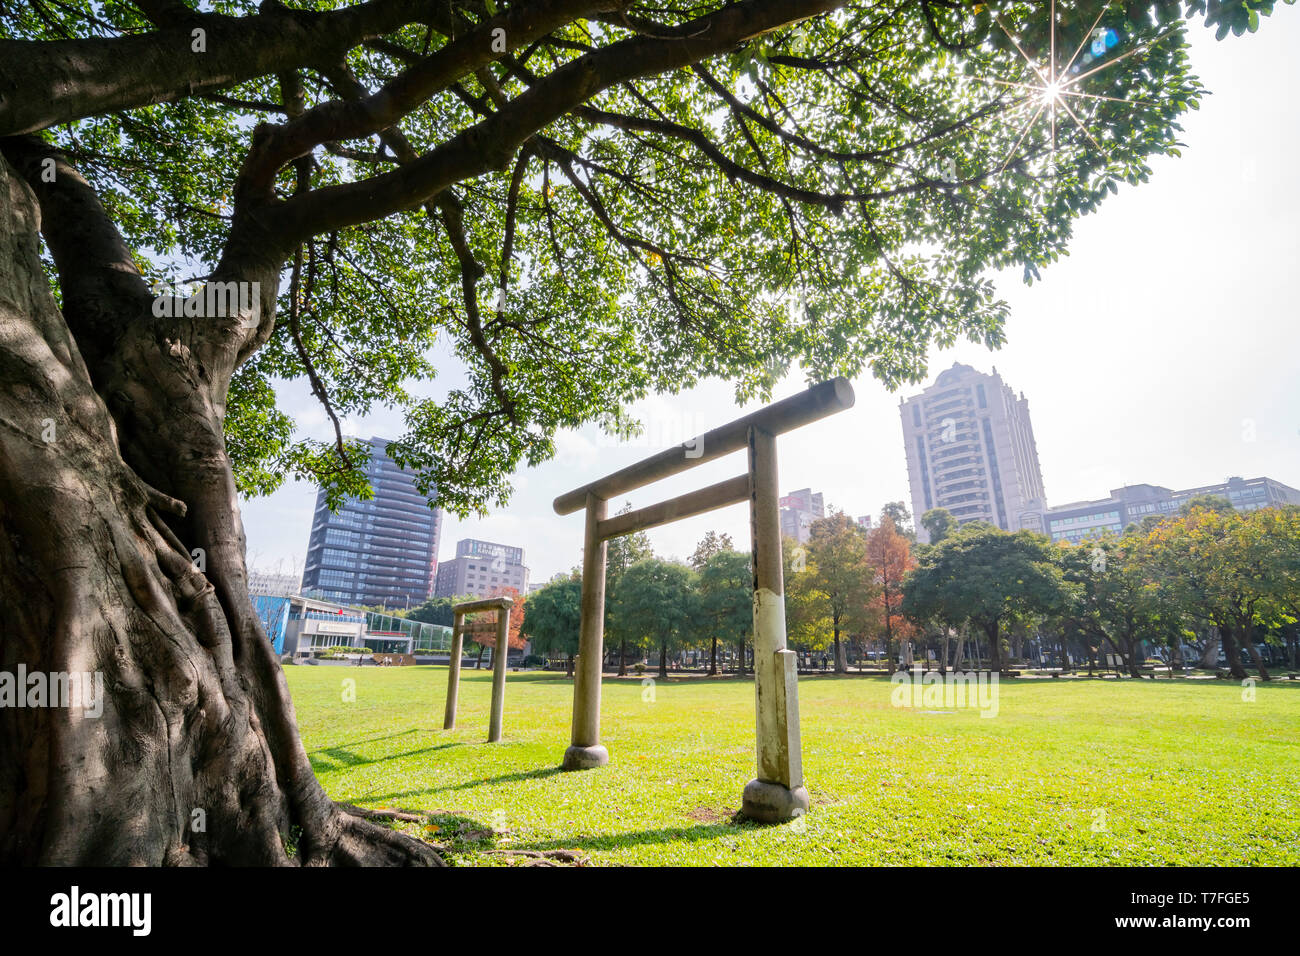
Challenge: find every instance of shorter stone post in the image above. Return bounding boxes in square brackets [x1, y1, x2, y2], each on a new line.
[443, 612, 464, 730]
[488, 605, 511, 743]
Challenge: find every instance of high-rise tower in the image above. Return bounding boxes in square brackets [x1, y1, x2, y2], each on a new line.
[900, 364, 1046, 543]
[301, 437, 442, 607]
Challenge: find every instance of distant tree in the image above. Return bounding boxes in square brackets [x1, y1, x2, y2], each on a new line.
[1056, 537, 1179, 678]
[1179, 494, 1235, 516]
[903, 525, 1066, 673]
[785, 538, 833, 663]
[865, 517, 918, 670]
[696, 549, 751, 676]
[609, 559, 697, 679]
[1145, 504, 1276, 680]
[920, 508, 959, 546]
[464, 586, 526, 669]
[880, 501, 915, 542]
[406, 596, 459, 629]
[1255, 506, 1300, 669]
[606, 501, 654, 676]
[690, 530, 736, 571]
[521, 575, 582, 676]
[801, 512, 877, 672]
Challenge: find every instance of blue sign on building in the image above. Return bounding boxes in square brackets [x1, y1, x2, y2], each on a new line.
[252, 594, 292, 655]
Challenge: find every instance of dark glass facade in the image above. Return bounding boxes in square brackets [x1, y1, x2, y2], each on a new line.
[301, 437, 442, 608]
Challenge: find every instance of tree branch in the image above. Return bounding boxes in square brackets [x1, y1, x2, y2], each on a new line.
[236, 0, 602, 201]
[0, 0, 429, 136]
[255, 0, 848, 250]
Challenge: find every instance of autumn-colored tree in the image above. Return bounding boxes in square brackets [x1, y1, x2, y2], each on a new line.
[464, 585, 526, 669]
[865, 516, 917, 670]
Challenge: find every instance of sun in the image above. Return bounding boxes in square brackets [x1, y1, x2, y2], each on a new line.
[976, 1, 1173, 171]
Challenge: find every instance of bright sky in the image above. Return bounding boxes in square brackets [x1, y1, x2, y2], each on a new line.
[242, 10, 1300, 587]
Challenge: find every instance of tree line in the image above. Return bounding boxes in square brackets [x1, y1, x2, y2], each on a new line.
[521, 496, 1300, 682]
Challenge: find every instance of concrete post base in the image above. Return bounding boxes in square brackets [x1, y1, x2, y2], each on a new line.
[742, 778, 809, 823]
[561, 744, 609, 771]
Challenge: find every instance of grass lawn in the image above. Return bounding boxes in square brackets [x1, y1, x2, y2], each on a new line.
[287, 665, 1299, 865]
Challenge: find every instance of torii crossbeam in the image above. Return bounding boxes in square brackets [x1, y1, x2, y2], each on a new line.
[552, 378, 855, 822]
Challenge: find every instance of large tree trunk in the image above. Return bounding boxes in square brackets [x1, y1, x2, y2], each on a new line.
[1122, 636, 1144, 679]
[0, 147, 438, 866]
[1200, 628, 1222, 668]
[708, 635, 718, 676]
[1237, 624, 1270, 682]
[617, 637, 627, 677]
[658, 641, 668, 680]
[984, 621, 1002, 674]
[1217, 624, 1248, 681]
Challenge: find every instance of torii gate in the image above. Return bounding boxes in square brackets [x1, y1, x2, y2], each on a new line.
[442, 595, 514, 743]
[552, 378, 854, 822]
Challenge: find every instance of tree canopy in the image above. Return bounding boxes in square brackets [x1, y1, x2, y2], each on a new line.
[902, 522, 1066, 670]
[608, 557, 698, 676]
[521, 572, 583, 663]
[0, 0, 1232, 517]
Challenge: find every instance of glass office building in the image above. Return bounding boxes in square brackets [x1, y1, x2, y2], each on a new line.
[301, 437, 443, 608]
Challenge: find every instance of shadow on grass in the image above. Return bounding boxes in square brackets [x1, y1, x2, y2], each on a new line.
[512, 818, 761, 855]
[357, 765, 565, 804]
[309, 741, 464, 773]
[308, 727, 419, 754]
[440, 766, 565, 791]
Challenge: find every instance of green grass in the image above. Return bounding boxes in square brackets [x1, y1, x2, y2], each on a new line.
[287, 665, 1300, 865]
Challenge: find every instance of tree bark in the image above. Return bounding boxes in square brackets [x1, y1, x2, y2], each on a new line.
[0, 148, 438, 866]
[1200, 628, 1222, 669]
[708, 635, 718, 676]
[1217, 624, 1248, 680]
[658, 641, 668, 680]
[983, 621, 1002, 673]
[1237, 624, 1270, 682]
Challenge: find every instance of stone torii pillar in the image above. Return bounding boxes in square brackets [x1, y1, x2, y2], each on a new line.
[552, 379, 854, 821]
[442, 595, 514, 742]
